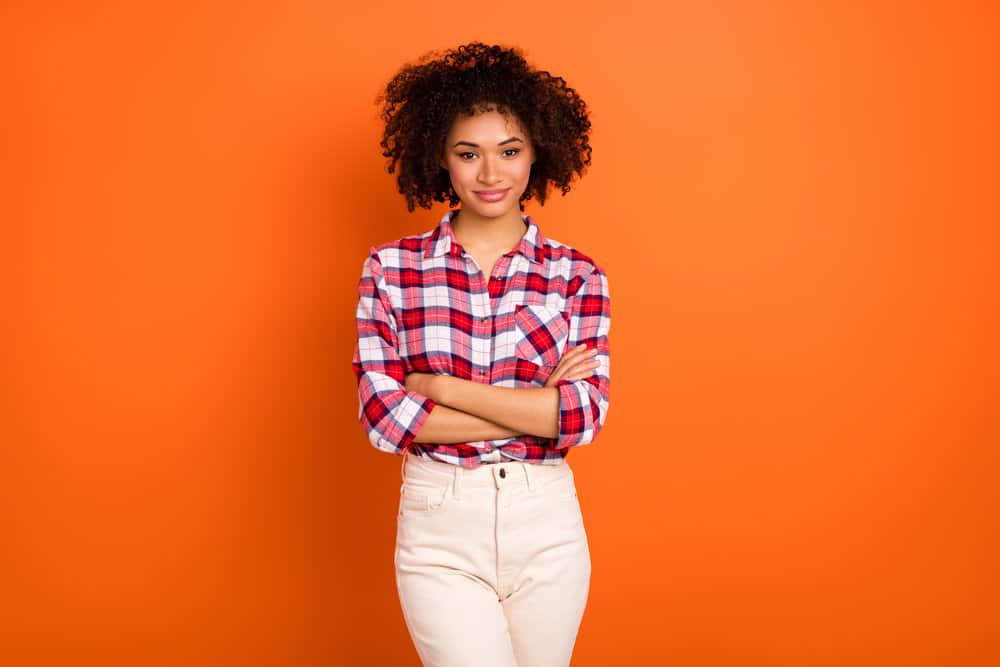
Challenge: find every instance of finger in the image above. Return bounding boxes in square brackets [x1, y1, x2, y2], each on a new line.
[556, 345, 590, 368]
[566, 357, 601, 377]
[546, 357, 578, 385]
[563, 349, 599, 369]
[543, 368, 565, 388]
[551, 347, 594, 377]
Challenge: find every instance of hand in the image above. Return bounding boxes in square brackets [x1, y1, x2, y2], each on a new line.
[544, 344, 600, 387]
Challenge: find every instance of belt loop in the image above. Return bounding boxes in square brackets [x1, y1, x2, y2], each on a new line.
[400, 448, 408, 484]
[524, 462, 534, 492]
[454, 462, 462, 500]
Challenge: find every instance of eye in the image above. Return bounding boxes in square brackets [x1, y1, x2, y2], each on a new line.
[457, 151, 477, 160]
[502, 148, 521, 158]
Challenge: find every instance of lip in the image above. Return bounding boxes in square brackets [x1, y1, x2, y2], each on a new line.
[474, 188, 510, 202]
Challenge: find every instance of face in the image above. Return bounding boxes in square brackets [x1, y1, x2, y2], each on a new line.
[440, 106, 535, 221]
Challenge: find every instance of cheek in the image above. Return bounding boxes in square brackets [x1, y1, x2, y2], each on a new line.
[520, 161, 533, 179]
[448, 163, 476, 188]
[512, 159, 533, 184]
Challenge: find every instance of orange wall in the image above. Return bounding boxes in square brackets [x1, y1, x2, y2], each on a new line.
[5, 1, 998, 665]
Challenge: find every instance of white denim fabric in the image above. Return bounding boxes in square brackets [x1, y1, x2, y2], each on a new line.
[394, 449, 592, 667]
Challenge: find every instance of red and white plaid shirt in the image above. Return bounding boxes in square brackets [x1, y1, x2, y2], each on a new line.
[352, 209, 611, 468]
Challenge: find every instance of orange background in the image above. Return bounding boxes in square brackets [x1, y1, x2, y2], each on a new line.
[5, 1, 998, 665]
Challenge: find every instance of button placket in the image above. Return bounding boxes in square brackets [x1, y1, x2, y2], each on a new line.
[474, 304, 491, 382]
[481, 259, 513, 384]
[464, 253, 510, 384]
[471, 275, 493, 383]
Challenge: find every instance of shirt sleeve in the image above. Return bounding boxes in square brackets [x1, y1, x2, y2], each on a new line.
[351, 248, 436, 454]
[552, 265, 611, 449]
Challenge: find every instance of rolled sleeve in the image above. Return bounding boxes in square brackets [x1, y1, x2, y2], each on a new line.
[351, 248, 436, 454]
[553, 265, 611, 449]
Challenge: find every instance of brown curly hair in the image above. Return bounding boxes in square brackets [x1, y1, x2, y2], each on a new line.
[375, 42, 593, 212]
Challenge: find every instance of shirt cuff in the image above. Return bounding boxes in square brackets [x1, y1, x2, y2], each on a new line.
[553, 378, 595, 449]
[397, 392, 437, 450]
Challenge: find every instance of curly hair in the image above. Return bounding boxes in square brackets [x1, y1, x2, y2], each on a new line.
[376, 42, 593, 212]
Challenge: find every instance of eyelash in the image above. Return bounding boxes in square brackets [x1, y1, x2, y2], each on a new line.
[457, 148, 521, 160]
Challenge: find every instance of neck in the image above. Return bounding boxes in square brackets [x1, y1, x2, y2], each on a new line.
[451, 207, 527, 251]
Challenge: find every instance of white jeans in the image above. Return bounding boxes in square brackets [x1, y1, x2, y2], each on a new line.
[394, 450, 592, 667]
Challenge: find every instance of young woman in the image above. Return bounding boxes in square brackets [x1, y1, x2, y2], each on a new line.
[351, 42, 611, 667]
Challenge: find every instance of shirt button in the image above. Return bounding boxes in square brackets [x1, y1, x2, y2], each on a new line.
[499, 468, 506, 478]
[480, 316, 489, 322]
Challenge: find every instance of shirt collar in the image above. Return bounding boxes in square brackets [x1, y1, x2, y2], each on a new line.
[423, 209, 545, 265]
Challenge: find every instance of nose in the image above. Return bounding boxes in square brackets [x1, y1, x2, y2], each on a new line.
[477, 155, 501, 186]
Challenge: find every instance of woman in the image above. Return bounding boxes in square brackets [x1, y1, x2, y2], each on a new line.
[351, 42, 611, 667]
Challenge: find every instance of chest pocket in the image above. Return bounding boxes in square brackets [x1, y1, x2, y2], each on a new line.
[513, 304, 571, 368]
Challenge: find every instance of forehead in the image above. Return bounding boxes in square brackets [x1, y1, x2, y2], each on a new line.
[445, 108, 528, 142]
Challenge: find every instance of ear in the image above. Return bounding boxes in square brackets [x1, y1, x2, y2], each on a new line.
[439, 157, 448, 171]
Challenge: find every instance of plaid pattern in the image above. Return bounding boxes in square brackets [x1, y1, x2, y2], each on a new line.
[352, 209, 611, 468]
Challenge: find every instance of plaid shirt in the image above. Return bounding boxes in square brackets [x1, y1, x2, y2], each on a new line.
[352, 209, 611, 468]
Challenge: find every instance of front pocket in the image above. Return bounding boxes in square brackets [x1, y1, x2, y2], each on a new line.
[397, 482, 450, 517]
[513, 304, 570, 368]
[533, 468, 579, 500]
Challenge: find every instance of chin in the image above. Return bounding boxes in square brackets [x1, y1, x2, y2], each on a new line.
[474, 204, 513, 219]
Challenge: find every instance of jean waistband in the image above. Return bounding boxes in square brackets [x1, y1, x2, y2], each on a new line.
[400, 449, 573, 493]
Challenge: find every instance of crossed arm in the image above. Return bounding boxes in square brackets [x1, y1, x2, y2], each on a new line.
[353, 249, 610, 453]
[405, 374, 560, 443]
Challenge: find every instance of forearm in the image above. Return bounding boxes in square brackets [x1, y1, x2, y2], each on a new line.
[412, 403, 522, 444]
[433, 376, 560, 439]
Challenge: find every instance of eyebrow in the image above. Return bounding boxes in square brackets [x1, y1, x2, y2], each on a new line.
[451, 136, 525, 148]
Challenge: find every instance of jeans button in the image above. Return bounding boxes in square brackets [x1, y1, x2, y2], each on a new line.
[499, 467, 506, 478]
